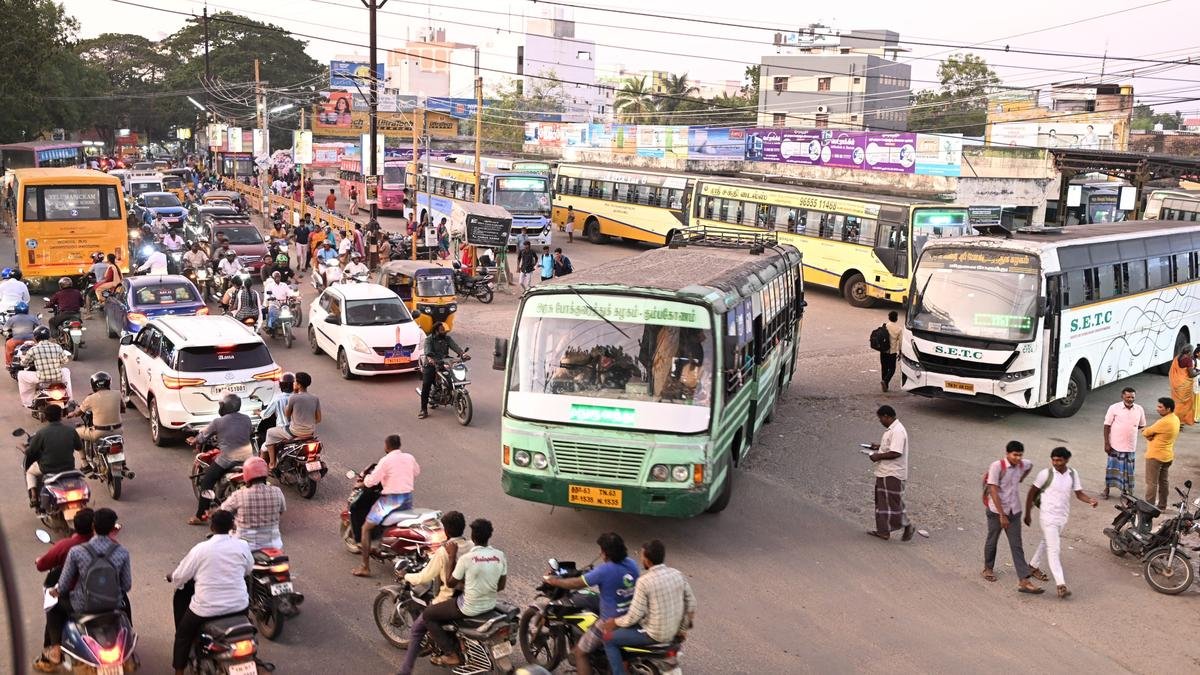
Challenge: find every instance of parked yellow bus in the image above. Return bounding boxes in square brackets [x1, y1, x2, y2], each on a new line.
[552, 164, 691, 246]
[690, 178, 972, 307]
[9, 168, 129, 285]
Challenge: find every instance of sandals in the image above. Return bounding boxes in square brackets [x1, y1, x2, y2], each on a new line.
[1028, 567, 1049, 582]
[981, 569, 997, 582]
[431, 655, 463, 667]
[866, 530, 890, 541]
[186, 516, 207, 526]
[1057, 585, 1071, 599]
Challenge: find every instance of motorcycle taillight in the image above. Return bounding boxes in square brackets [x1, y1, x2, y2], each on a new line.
[107, 442, 124, 454]
[305, 442, 321, 460]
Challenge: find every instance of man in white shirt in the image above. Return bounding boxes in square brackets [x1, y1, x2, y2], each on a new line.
[136, 245, 169, 275]
[344, 252, 369, 278]
[1024, 447, 1098, 599]
[337, 233, 353, 264]
[263, 272, 294, 332]
[161, 229, 185, 252]
[0, 270, 30, 311]
[867, 405, 915, 541]
[422, 518, 506, 669]
[169, 509, 254, 675]
[216, 251, 243, 278]
[1102, 386, 1146, 499]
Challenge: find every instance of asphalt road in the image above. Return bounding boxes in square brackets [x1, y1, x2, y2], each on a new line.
[3, 211, 1199, 675]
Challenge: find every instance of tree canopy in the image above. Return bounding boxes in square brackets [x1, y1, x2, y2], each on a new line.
[907, 53, 1000, 137]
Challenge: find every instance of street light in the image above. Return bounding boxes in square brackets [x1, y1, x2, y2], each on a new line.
[187, 96, 206, 111]
[269, 103, 294, 114]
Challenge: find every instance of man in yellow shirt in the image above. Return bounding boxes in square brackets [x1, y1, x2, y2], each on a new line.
[1142, 397, 1181, 509]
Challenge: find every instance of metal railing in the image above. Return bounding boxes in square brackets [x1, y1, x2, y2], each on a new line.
[672, 224, 779, 250]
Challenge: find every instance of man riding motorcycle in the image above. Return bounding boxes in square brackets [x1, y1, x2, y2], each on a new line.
[18, 326, 73, 408]
[23, 404, 83, 507]
[263, 272, 295, 334]
[217, 250, 244, 281]
[344, 252, 369, 279]
[315, 240, 339, 288]
[182, 242, 209, 276]
[187, 394, 255, 525]
[0, 267, 30, 312]
[418, 322, 465, 419]
[66, 371, 123, 474]
[46, 277, 84, 339]
[136, 244, 169, 276]
[5, 301, 39, 366]
[219, 456, 286, 551]
[162, 228, 186, 253]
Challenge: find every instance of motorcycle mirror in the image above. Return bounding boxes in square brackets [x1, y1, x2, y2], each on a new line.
[1187, 480, 1194, 489]
[547, 557, 558, 570]
[345, 470, 357, 479]
[35, 529, 51, 544]
[12, 428, 25, 437]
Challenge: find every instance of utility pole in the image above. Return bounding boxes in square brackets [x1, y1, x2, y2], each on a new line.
[473, 48, 482, 204]
[411, 106, 423, 261]
[203, 5, 211, 173]
[362, 0, 388, 233]
[255, 59, 266, 206]
[299, 108, 307, 224]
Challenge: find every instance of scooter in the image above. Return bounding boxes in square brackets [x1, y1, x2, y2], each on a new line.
[30, 381, 73, 423]
[16, 428, 91, 536]
[312, 259, 342, 291]
[271, 435, 326, 498]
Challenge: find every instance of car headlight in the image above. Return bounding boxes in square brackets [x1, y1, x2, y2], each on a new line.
[649, 464, 669, 482]
[513, 449, 531, 467]
[671, 465, 691, 482]
[350, 335, 372, 354]
[532, 452, 548, 470]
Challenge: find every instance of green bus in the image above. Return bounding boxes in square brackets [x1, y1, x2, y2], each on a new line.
[498, 227, 804, 516]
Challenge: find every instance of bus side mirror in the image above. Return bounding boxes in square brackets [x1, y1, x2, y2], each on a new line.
[1037, 296, 1048, 317]
[493, 337, 508, 371]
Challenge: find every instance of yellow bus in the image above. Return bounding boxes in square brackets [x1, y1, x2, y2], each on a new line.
[551, 164, 691, 246]
[690, 178, 972, 307]
[9, 168, 129, 286]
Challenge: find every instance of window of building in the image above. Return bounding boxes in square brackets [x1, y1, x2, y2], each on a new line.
[815, 113, 829, 128]
[817, 77, 831, 92]
[772, 113, 787, 127]
[576, 51, 591, 61]
[853, 77, 861, 84]
[773, 76, 787, 93]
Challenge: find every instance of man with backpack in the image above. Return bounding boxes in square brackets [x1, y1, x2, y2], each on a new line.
[981, 441, 1042, 594]
[33, 508, 95, 672]
[870, 311, 902, 392]
[1024, 447, 1099, 599]
[49, 508, 131, 658]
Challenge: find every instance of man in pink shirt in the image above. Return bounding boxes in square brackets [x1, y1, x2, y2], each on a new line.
[1103, 386, 1146, 499]
[353, 434, 420, 577]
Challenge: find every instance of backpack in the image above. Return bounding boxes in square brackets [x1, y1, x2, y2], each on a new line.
[78, 542, 122, 613]
[869, 324, 890, 352]
[981, 460, 1008, 508]
[1033, 467, 1077, 509]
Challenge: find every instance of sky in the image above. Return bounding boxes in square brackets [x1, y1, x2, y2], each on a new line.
[62, 0, 1200, 113]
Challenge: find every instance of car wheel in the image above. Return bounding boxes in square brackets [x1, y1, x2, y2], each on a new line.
[338, 349, 356, 380]
[149, 398, 171, 447]
[117, 365, 132, 405]
[308, 325, 321, 355]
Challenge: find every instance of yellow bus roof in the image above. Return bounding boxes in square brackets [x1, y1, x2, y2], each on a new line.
[10, 167, 122, 186]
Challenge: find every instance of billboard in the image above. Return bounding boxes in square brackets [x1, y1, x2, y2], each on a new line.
[293, 130, 313, 165]
[687, 127, 745, 160]
[991, 122, 1114, 150]
[914, 134, 963, 177]
[360, 133, 385, 176]
[311, 109, 459, 139]
[318, 91, 354, 127]
[744, 128, 917, 173]
[227, 127, 243, 152]
[330, 60, 385, 88]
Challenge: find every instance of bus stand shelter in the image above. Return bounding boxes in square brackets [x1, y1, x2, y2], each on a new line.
[1049, 148, 1200, 225]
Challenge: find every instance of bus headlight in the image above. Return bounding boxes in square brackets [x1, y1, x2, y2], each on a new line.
[900, 354, 922, 374]
[532, 453, 549, 470]
[649, 464, 669, 481]
[671, 465, 691, 482]
[1001, 369, 1034, 383]
[513, 449, 531, 467]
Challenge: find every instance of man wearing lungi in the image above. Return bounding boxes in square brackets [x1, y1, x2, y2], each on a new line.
[867, 405, 915, 542]
[1102, 387, 1145, 499]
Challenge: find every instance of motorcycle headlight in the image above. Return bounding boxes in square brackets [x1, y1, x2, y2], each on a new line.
[350, 335, 372, 354]
[279, 306, 292, 318]
[452, 366, 467, 381]
[513, 449, 531, 467]
[532, 452, 549, 470]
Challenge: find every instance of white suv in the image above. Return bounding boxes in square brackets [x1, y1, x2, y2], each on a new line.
[117, 315, 281, 446]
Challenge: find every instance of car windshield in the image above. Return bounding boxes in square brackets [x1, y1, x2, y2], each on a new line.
[135, 283, 198, 305]
[908, 248, 1041, 342]
[175, 343, 273, 372]
[143, 194, 180, 208]
[215, 226, 263, 245]
[345, 297, 412, 326]
[162, 176, 183, 189]
[416, 274, 455, 297]
[507, 294, 713, 433]
[494, 177, 550, 214]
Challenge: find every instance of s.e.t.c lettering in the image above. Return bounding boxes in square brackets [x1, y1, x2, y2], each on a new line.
[1070, 310, 1112, 332]
[933, 345, 984, 360]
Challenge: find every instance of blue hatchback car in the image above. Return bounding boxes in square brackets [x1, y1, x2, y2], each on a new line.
[103, 275, 207, 337]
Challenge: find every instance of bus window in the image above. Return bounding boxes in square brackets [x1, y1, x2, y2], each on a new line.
[1121, 261, 1147, 294]
[574, 179, 585, 196]
[1147, 256, 1172, 288]
[613, 183, 628, 202]
[636, 184, 652, 205]
[1096, 265, 1118, 299]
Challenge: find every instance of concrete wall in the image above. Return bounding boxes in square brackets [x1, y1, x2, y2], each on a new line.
[1130, 132, 1200, 156]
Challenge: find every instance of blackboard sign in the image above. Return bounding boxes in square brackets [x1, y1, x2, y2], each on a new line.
[968, 205, 1003, 226]
[466, 213, 512, 247]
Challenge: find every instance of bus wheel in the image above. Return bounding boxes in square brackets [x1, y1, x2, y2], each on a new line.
[705, 453, 733, 514]
[1046, 366, 1087, 418]
[585, 218, 606, 244]
[842, 273, 876, 308]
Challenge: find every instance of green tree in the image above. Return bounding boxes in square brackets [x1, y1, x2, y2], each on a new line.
[76, 33, 176, 147]
[615, 76, 655, 124]
[0, 0, 94, 142]
[907, 53, 1000, 136]
[742, 64, 760, 100]
[654, 73, 698, 123]
[481, 74, 565, 152]
[1132, 104, 1182, 131]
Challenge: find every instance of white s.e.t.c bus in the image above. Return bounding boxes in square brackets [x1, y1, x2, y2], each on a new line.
[900, 221, 1200, 417]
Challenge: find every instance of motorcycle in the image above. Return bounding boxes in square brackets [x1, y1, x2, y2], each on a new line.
[339, 467, 445, 566]
[185, 265, 211, 298]
[313, 258, 342, 291]
[1103, 491, 1181, 559]
[35, 531, 140, 674]
[414, 350, 473, 425]
[272, 435, 326, 498]
[1142, 480, 1199, 595]
[519, 558, 683, 675]
[188, 430, 258, 505]
[15, 428, 91, 536]
[168, 249, 185, 275]
[6, 334, 33, 379]
[249, 547, 305, 640]
[30, 380, 73, 422]
[265, 296, 301, 349]
[79, 410, 134, 500]
[453, 267, 495, 305]
[44, 303, 85, 360]
[169, 581, 273, 675]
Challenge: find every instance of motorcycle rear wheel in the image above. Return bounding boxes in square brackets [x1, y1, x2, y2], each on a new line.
[254, 598, 285, 640]
[518, 605, 565, 671]
[475, 287, 494, 304]
[108, 474, 122, 501]
[373, 591, 416, 649]
[297, 473, 317, 499]
[1144, 547, 1194, 594]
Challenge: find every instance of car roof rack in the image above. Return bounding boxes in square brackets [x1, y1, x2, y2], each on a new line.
[670, 224, 779, 253]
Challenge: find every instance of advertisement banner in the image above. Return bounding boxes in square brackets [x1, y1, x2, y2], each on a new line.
[636, 126, 665, 158]
[612, 125, 637, 155]
[687, 127, 745, 160]
[524, 123, 541, 146]
[311, 110, 458, 139]
[293, 130, 313, 165]
[589, 124, 614, 149]
[206, 124, 226, 149]
[318, 91, 354, 127]
[914, 134, 963, 177]
[311, 143, 345, 167]
[664, 126, 688, 159]
[227, 127, 243, 152]
[563, 123, 590, 148]
[744, 128, 917, 173]
[330, 60, 385, 88]
[252, 129, 265, 156]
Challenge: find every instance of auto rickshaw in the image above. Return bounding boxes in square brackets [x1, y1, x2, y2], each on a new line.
[202, 190, 243, 212]
[376, 260, 457, 334]
[161, 173, 187, 203]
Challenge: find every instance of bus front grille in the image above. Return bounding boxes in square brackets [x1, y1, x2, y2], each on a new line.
[551, 440, 647, 481]
[916, 350, 1015, 380]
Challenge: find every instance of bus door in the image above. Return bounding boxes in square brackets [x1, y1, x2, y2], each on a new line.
[1043, 274, 1064, 401]
[873, 206, 909, 278]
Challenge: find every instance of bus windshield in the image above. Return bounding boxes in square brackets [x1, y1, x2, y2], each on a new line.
[382, 165, 404, 187]
[908, 248, 1040, 342]
[494, 176, 550, 214]
[508, 294, 713, 433]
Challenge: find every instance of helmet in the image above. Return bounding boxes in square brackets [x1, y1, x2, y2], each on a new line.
[241, 456, 269, 482]
[279, 371, 295, 394]
[33, 326, 51, 341]
[10, 269, 21, 281]
[90, 371, 112, 391]
[275, 253, 288, 264]
[452, 261, 461, 270]
[225, 251, 237, 258]
[13, 302, 28, 315]
[350, 252, 362, 260]
[58, 277, 73, 288]
[91, 252, 104, 263]
[217, 393, 241, 416]
[1, 267, 11, 279]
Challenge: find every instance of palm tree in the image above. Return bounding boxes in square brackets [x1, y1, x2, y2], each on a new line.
[615, 75, 654, 124]
[655, 73, 699, 124]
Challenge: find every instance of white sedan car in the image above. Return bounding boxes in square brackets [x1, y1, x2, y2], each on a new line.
[307, 283, 425, 378]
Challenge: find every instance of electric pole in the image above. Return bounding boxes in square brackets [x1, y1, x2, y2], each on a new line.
[473, 47, 482, 204]
[410, 106, 423, 261]
[203, 5, 211, 173]
[362, 0, 388, 232]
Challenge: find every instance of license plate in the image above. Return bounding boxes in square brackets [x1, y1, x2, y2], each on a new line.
[228, 662, 257, 675]
[384, 356, 409, 365]
[305, 460, 323, 472]
[70, 330, 83, 337]
[98, 665, 123, 675]
[491, 641, 513, 659]
[944, 380, 974, 393]
[270, 581, 293, 596]
[106, 453, 125, 464]
[567, 485, 622, 509]
[215, 384, 247, 394]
